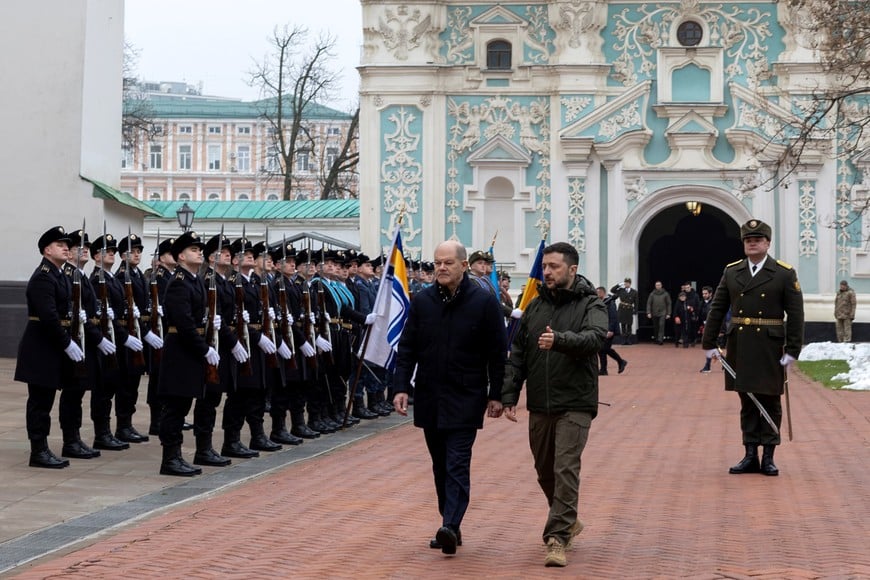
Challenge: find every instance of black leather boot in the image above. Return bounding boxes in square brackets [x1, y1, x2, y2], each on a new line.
[221, 431, 260, 458]
[115, 416, 149, 443]
[193, 433, 231, 466]
[29, 438, 70, 469]
[353, 396, 378, 420]
[93, 421, 130, 450]
[250, 422, 282, 452]
[62, 429, 101, 459]
[372, 391, 392, 416]
[270, 416, 303, 445]
[729, 444, 760, 474]
[160, 444, 202, 476]
[760, 445, 779, 476]
[290, 411, 320, 439]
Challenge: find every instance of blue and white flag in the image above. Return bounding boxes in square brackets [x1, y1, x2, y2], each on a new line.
[360, 227, 410, 370]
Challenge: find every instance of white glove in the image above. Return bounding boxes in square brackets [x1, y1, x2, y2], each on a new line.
[277, 342, 293, 359]
[133, 304, 141, 319]
[308, 312, 316, 325]
[205, 346, 220, 366]
[97, 337, 116, 355]
[510, 308, 523, 320]
[267, 307, 275, 321]
[143, 330, 164, 349]
[242, 309, 250, 323]
[258, 333, 277, 354]
[213, 314, 222, 331]
[157, 305, 164, 317]
[315, 336, 332, 352]
[64, 341, 84, 362]
[106, 306, 115, 320]
[780, 353, 796, 367]
[300, 341, 316, 357]
[704, 348, 719, 359]
[231, 341, 249, 363]
[125, 335, 144, 352]
[285, 312, 294, 325]
[324, 312, 332, 323]
[365, 313, 377, 325]
[79, 309, 87, 322]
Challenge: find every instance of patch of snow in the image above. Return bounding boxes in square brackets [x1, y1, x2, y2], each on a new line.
[799, 342, 870, 391]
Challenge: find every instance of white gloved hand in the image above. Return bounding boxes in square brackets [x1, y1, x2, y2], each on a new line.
[64, 341, 84, 362]
[267, 307, 275, 321]
[106, 306, 115, 320]
[258, 333, 277, 354]
[315, 336, 332, 352]
[79, 309, 87, 322]
[231, 341, 249, 363]
[780, 353, 796, 367]
[300, 341, 316, 357]
[510, 308, 523, 320]
[143, 330, 163, 349]
[205, 346, 220, 366]
[157, 305, 164, 317]
[213, 314, 222, 331]
[308, 312, 316, 325]
[324, 312, 332, 323]
[704, 348, 719, 359]
[285, 312, 294, 325]
[277, 342, 293, 360]
[97, 337, 116, 355]
[125, 335, 143, 352]
[365, 313, 377, 325]
[242, 309, 250, 324]
[132, 305, 141, 319]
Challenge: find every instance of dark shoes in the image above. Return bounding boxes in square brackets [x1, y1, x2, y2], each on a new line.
[598, 369, 608, 376]
[700, 367, 711, 373]
[250, 433, 282, 452]
[729, 445, 761, 474]
[761, 445, 779, 476]
[193, 447, 232, 467]
[291, 424, 320, 439]
[434, 526, 459, 555]
[160, 451, 202, 477]
[116, 425, 149, 443]
[617, 360, 628, 374]
[30, 442, 70, 469]
[221, 440, 260, 459]
[62, 440, 101, 459]
[93, 432, 130, 451]
[429, 528, 462, 550]
[270, 429, 304, 446]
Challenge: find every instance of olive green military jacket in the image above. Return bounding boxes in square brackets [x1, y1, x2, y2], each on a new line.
[701, 255, 804, 395]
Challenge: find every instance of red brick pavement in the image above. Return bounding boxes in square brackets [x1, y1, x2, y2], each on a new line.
[9, 345, 870, 579]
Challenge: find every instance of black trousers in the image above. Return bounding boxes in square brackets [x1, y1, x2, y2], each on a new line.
[222, 388, 264, 434]
[91, 366, 119, 430]
[738, 392, 782, 446]
[26, 384, 59, 440]
[598, 337, 623, 371]
[423, 427, 477, 531]
[193, 389, 223, 436]
[116, 369, 144, 420]
[58, 387, 87, 434]
[159, 395, 193, 447]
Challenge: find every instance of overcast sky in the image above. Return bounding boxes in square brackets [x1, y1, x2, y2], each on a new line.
[124, 0, 362, 110]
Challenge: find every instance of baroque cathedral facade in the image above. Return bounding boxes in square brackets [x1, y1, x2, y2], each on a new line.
[357, 0, 869, 332]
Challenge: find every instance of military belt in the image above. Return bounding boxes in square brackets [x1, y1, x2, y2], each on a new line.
[89, 317, 100, 325]
[29, 317, 71, 326]
[737, 317, 783, 326]
[248, 323, 262, 330]
[167, 326, 205, 335]
[140, 315, 150, 322]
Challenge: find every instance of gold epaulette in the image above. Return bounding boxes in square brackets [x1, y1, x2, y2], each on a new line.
[175, 271, 185, 280]
[40, 264, 50, 273]
[776, 259, 793, 270]
[725, 259, 742, 268]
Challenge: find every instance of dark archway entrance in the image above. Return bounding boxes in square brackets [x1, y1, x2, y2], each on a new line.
[635, 203, 741, 341]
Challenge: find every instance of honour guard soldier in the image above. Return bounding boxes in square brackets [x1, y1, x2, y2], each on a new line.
[610, 278, 638, 344]
[146, 237, 175, 435]
[157, 231, 215, 476]
[15, 227, 77, 468]
[702, 219, 804, 476]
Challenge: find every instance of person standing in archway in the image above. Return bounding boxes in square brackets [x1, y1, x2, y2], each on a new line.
[702, 219, 804, 477]
[610, 277, 637, 344]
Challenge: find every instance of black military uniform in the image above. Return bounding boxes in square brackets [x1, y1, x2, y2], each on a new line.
[14, 227, 76, 468]
[145, 237, 175, 435]
[89, 234, 132, 452]
[58, 229, 104, 459]
[610, 278, 638, 344]
[702, 219, 804, 476]
[115, 233, 150, 443]
[156, 231, 210, 476]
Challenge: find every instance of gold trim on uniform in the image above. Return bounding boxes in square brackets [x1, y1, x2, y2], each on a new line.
[725, 259, 742, 268]
[167, 326, 205, 335]
[776, 259, 793, 270]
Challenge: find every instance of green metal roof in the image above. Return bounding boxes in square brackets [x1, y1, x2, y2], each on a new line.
[125, 94, 351, 121]
[84, 176, 161, 216]
[144, 199, 359, 221]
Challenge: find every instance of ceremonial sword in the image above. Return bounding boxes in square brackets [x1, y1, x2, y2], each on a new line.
[716, 348, 779, 435]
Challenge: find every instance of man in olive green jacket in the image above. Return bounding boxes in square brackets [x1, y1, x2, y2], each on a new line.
[502, 242, 607, 568]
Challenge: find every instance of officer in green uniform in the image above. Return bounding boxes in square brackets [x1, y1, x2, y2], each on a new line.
[702, 219, 804, 476]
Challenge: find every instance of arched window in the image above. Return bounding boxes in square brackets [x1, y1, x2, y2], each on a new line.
[487, 40, 511, 70]
[148, 192, 162, 201]
[266, 193, 279, 201]
[207, 192, 221, 201]
[237, 193, 250, 201]
[177, 192, 191, 201]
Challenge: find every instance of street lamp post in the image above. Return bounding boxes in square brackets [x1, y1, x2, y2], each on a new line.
[176, 202, 195, 233]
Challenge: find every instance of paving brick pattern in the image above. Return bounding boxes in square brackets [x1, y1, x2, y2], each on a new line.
[6, 345, 870, 579]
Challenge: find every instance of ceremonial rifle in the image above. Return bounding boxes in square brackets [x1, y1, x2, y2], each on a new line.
[234, 225, 253, 376]
[70, 217, 87, 378]
[98, 220, 118, 370]
[204, 227, 222, 384]
[124, 225, 146, 367]
[301, 275, 318, 374]
[260, 227, 278, 368]
[316, 275, 335, 366]
[277, 234, 297, 370]
[149, 228, 164, 367]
